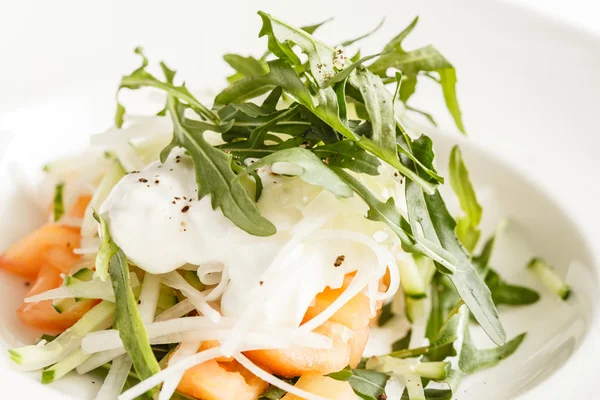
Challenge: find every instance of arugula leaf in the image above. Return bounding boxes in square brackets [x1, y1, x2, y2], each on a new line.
[350, 67, 397, 163]
[110, 249, 160, 390]
[377, 302, 395, 327]
[117, 48, 219, 127]
[162, 95, 276, 236]
[312, 140, 380, 175]
[485, 269, 540, 306]
[52, 183, 65, 222]
[328, 53, 382, 86]
[406, 182, 505, 345]
[215, 59, 314, 107]
[239, 147, 352, 197]
[459, 331, 526, 374]
[339, 18, 385, 47]
[369, 18, 465, 134]
[223, 54, 269, 77]
[329, 368, 389, 400]
[231, 102, 270, 118]
[300, 17, 334, 35]
[449, 146, 482, 252]
[391, 329, 412, 352]
[93, 211, 119, 282]
[258, 11, 336, 87]
[259, 385, 287, 400]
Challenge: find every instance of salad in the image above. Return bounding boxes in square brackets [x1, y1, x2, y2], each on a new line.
[1, 10, 572, 400]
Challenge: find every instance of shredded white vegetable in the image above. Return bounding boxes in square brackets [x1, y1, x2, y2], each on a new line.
[77, 348, 126, 375]
[25, 273, 139, 303]
[118, 347, 223, 400]
[234, 353, 328, 400]
[161, 272, 221, 323]
[154, 299, 195, 322]
[138, 274, 161, 324]
[158, 340, 201, 400]
[95, 354, 132, 400]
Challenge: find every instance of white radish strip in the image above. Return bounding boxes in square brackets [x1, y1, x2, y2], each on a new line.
[154, 299, 194, 322]
[221, 212, 332, 356]
[95, 354, 132, 400]
[73, 246, 100, 255]
[372, 261, 401, 302]
[56, 216, 83, 228]
[77, 348, 126, 375]
[118, 347, 222, 400]
[197, 262, 224, 285]
[161, 272, 221, 323]
[138, 274, 161, 324]
[298, 230, 393, 334]
[299, 268, 376, 335]
[234, 353, 328, 400]
[203, 268, 229, 302]
[83, 317, 333, 353]
[114, 143, 145, 172]
[158, 340, 201, 400]
[220, 243, 305, 356]
[25, 273, 140, 303]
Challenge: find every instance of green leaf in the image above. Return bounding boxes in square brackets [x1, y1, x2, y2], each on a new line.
[369, 17, 465, 134]
[391, 329, 412, 352]
[378, 302, 395, 327]
[405, 182, 505, 346]
[350, 67, 397, 163]
[223, 54, 269, 77]
[162, 96, 276, 236]
[459, 331, 527, 374]
[312, 140, 381, 175]
[329, 368, 389, 400]
[52, 183, 65, 222]
[485, 269, 540, 306]
[339, 18, 385, 47]
[109, 249, 160, 389]
[231, 102, 269, 118]
[449, 146, 482, 252]
[238, 147, 353, 198]
[117, 49, 219, 125]
[215, 59, 314, 107]
[300, 17, 333, 35]
[259, 385, 288, 400]
[328, 53, 382, 86]
[93, 211, 119, 281]
[258, 11, 336, 87]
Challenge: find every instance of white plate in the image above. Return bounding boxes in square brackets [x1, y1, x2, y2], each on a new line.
[1, 0, 599, 399]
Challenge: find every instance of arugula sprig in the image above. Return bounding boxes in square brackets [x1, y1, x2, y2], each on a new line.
[114, 10, 505, 347]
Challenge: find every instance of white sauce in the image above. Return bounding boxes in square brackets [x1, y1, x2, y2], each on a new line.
[101, 151, 404, 327]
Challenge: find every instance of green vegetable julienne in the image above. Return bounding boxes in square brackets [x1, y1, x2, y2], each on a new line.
[52, 182, 65, 222]
[109, 248, 160, 390]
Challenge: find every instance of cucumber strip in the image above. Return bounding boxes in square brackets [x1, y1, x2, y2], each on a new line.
[53, 182, 66, 222]
[52, 298, 77, 313]
[81, 159, 126, 238]
[72, 267, 95, 281]
[398, 257, 426, 299]
[404, 371, 425, 400]
[413, 361, 449, 380]
[42, 348, 91, 384]
[527, 258, 571, 300]
[9, 301, 115, 371]
[110, 250, 161, 389]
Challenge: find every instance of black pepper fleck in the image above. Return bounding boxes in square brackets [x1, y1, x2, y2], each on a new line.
[137, 300, 141, 305]
[172, 201, 176, 204]
[139, 178, 148, 183]
[174, 197, 180, 200]
[378, 395, 387, 400]
[181, 205, 190, 213]
[334, 255, 345, 267]
[155, 180, 160, 184]
[259, 281, 264, 286]
[24, 281, 31, 287]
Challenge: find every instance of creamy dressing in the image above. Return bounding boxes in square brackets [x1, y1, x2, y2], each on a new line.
[101, 151, 404, 327]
